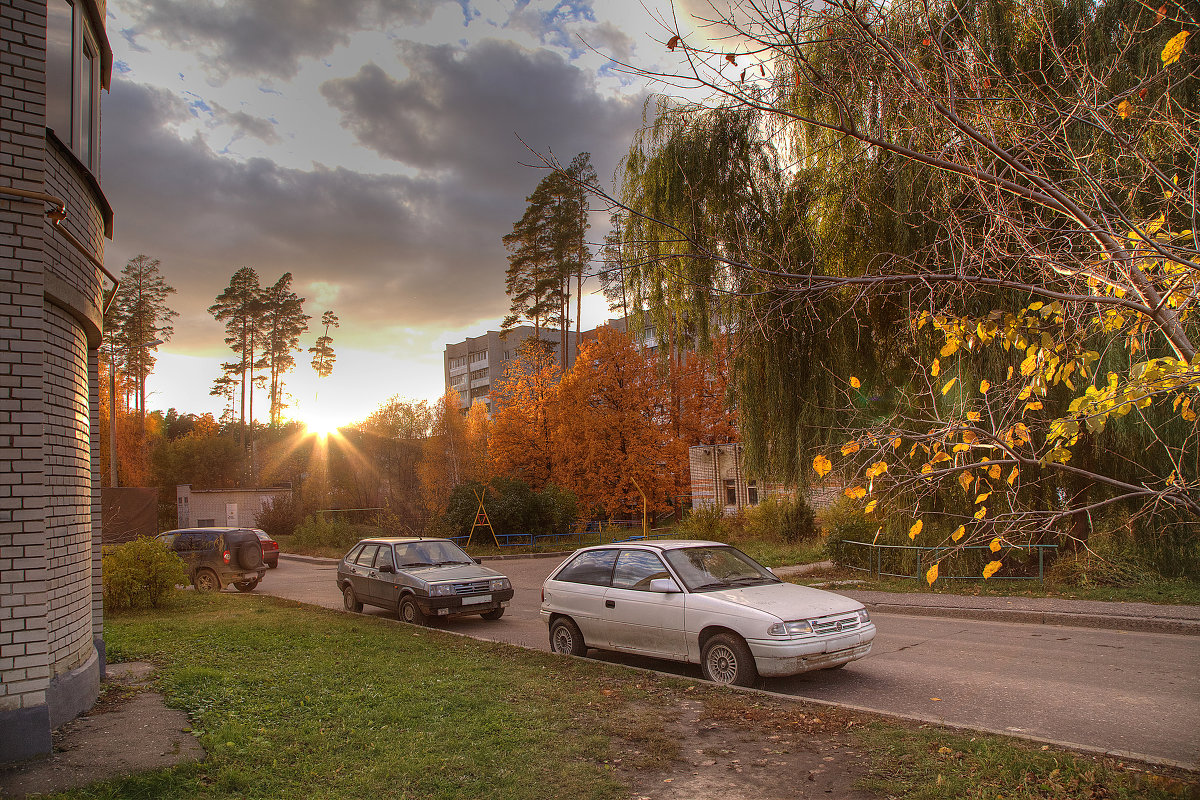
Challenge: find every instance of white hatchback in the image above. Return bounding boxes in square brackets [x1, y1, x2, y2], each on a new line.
[540, 540, 875, 686]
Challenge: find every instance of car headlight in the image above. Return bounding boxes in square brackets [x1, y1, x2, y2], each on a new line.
[490, 578, 510, 591]
[429, 584, 454, 597]
[856, 609, 871, 624]
[767, 620, 814, 637]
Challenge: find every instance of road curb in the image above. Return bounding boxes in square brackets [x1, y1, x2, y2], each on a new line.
[863, 602, 1200, 636]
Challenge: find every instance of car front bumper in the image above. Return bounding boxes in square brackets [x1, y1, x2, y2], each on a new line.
[746, 623, 876, 677]
[418, 588, 516, 616]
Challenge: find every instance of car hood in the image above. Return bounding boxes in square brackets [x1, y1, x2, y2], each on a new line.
[700, 582, 863, 620]
[404, 563, 505, 582]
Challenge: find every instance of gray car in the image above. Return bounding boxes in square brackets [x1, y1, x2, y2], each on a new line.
[336, 537, 514, 625]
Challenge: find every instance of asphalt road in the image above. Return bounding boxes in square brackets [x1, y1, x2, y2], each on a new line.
[257, 554, 1200, 769]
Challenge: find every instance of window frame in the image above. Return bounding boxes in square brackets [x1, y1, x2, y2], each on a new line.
[45, 0, 102, 174]
[553, 549, 619, 587]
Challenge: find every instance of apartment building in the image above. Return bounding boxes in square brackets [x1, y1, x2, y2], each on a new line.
[0, 0, 115, 763]
[443, 316, 662, 412]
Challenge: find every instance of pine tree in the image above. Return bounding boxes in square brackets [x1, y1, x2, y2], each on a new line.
[107, 254, 177, 432]
[208, 267, 264, 446]
[260, 273, 310, 426]
[310, 310, 339, 378]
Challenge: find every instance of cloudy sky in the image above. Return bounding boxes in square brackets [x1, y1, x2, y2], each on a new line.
[107, 0, 690, 428]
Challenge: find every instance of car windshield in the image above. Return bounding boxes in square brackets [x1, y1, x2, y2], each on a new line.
[663, 546, 780, 592]
[399, 540, 474, 567]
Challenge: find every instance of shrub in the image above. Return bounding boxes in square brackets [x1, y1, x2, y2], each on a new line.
[291, 515, 378, 551]
[437, 478, 578, 542]
[102, 537, 189, 610]
[676, 503, 727, 541]
[1049, 534, 1157, 588]
[255, 493, 308, 539]
[821, 496, 876, 564]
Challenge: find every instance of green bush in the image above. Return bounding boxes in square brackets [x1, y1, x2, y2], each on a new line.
[292, 515, 378, 551]
[821, 496, 877, 564]
[102, 537, 189, 610]
[739, 496, 821, 543]
[438, 478, 578, 542]
[675, 503, 726, 540]
[1049, 534, 1157, 588]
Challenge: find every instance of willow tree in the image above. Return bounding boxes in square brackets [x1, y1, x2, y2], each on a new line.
[572, 0, 1199, 567]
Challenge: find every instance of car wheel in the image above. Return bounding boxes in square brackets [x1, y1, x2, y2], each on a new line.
[549, 617, 586, 656]
[398, 596, 428, 626]
[267, 560, 278, 569]
[480, 608, 504, 621]
[343, 584, 363, 613]
[194, 569, 222, 593]
[701, 633, 758, 687]
[234, 578, 259, 593]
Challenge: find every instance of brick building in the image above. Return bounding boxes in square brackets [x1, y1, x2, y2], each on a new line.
[0, 0, 114, 764]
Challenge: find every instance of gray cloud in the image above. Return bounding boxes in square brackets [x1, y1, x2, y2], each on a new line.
[119, 0, 440, 79]
[211, 103, 281, 144]
[319, 38, 642, 182]
[102, 67, 644, 355]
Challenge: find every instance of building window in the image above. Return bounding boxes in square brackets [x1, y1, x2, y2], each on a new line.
[46, 0, 101, 172]
[469, 386, 488, 400]
[197, 518, 216, 527]
[449, 355, 468, 370]
[747, 481, 759, 506]
[470, 351, 488, 365]
[469, 367, 488, 382]
[724, 479, 737, 506]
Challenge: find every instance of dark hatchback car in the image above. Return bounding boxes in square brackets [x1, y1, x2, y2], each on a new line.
[157, 527, 268, 592]
[254, 529, 280, 568]
[337, 537, 514, 625]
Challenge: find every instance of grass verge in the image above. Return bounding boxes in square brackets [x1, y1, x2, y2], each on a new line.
[49, 594, 1198, 800]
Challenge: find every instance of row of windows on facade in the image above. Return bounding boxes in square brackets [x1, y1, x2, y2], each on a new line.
[449, 350, 520, 371]
[47, 0, 101, 173]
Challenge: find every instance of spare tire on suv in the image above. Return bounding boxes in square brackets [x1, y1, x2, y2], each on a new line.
[226, 530, 264, 570]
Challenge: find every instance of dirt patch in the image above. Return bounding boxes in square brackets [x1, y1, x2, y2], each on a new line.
[613, 693, 875, 800]
[0, 662, 204, 799]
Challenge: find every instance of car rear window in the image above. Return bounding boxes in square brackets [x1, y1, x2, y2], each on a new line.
[555, 549, 619, 586]
[345, 544, 364, 564]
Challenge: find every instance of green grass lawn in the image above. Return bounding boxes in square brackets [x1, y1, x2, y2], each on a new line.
[51, 595, 1197, 800]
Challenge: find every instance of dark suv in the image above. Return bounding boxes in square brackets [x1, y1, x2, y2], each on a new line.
[157, 527, 268, 593]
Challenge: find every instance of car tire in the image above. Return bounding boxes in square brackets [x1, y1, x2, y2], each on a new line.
[267, 560, 278, 569]
[343, 584, 363, 613]
[234, 578, 259, 593]
[701, 633, 758, 687]
[549, 617, 586, 656]
[480, 608, 504, 621]
[194, 569, 222, 593]
[398, 595, 428, 626]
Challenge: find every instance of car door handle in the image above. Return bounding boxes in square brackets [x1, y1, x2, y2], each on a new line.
[605, 600, 615, 608]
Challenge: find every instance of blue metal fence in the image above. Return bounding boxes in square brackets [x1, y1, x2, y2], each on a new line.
[449, 520, 678, 550]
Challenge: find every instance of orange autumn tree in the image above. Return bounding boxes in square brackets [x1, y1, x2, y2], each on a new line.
[489, 339, 562, 488]
[417, 391, 473, 514]
[553, 327, 672, 518]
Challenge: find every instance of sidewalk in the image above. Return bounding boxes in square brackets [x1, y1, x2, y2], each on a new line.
[773, 561, 1200, 635]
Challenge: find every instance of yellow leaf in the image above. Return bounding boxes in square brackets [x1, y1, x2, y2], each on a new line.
[940, 341, 960, 358]
[812, 455, 832, 478]
[980, 379, 991, 394]
[967, 411, 981, 422]
[1007, 366, 1014, 380]
[975, 492, 991, 505]
[1024, 401, 1044, 413]
[987, 464, 1002, 480]
[1162, 30, 1190, 67]
[989, 537, 1002, 552]
[1007, 467, 1019, 486]
[982, 560, 1002, 580]
[1184, 408, 1198, 422]
[953, 442, 970, 453]
[974, 506, 988, 519]
[926, 562, 939, 586]
[958, 471, 974, 493]
[942, 378, 958, 395]
[909, 519, 923, 539]
[891, 436, 902, 450]
[931, 359, 941, 378]
[864, 499, 878, 514]
[865, 461, 889, 479]
[841, 441, 861, 456]
[1118, 99, 1133, 118]
[951, 525, 965, 542]
[844, 485, 867, 500]
[850, 376, 861, 388]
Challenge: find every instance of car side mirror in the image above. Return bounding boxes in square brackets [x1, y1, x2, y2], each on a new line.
[473, 558, 482, 565]
[649, 578, 681, 593]
[379, 564, 395, 574]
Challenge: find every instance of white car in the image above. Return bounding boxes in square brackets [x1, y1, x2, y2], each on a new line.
[540, 540, 875, 686]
